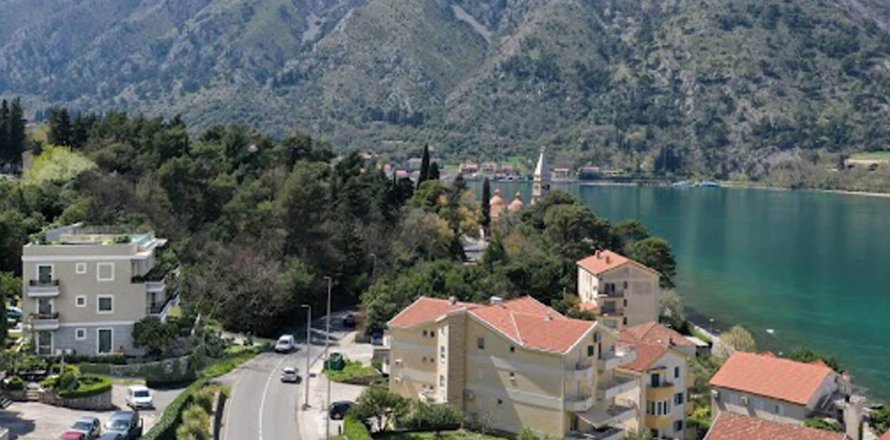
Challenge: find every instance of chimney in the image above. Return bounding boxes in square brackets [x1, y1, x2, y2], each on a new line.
[490, 296, 503, 306]
[844, 394, 865, 440]
[605, 255, 612, 264]
[595, 250, 602, 258]
[448, 296, 457, 305]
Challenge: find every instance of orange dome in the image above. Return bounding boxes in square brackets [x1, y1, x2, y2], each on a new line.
[508, 192, 524, 213]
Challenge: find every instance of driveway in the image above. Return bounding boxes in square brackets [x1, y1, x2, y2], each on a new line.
[0, 383, 185, 439]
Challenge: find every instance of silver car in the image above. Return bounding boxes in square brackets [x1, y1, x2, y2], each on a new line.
[281, 367, 301, 383]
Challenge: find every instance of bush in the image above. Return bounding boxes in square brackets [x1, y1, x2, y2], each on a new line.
[57, 371, 77, 391]
[176, 404, 211, 440]
[399, 401, 462, 431]
[192, 387, 215, 414]
[143, 379, 205, 440]
[805, 418, 843, 432]
[4, 376, 25, 391]
[344, 416, 372, 440]
[57, 375, 112, 399]
[67, 354, 127, 365]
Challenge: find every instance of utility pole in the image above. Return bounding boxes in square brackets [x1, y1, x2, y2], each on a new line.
[301, 304, 311, 411]
[323, 276, 332, 440]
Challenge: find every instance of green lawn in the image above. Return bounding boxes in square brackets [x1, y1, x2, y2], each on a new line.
[199, 345, 266, 379]
[324, 360, 379, 383]
[850, 151, 890, 161]
[378, 431, 508, 440]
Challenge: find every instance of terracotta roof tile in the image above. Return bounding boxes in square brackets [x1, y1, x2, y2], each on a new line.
[618, 341, 669, 372]
[709, 352, 834, 405]
[387, 297, 474, 328]
[469, 297, 596, 353]
[880, 430, 890, 440]
[577, 250, 658, 276]
[705, 412, 848, 440]
[621, 322, 695, 347]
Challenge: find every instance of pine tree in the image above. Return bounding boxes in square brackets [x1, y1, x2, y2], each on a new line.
[481, 177, 492, 231]
[417, 144, 430, 188]
[429, 161, 440, 180]
[48, 107, 73, 147]
[7, 98, 26, 167]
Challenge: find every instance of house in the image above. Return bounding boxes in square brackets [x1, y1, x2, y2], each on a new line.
[387, 295, 640, 439]
[880, 429, 890, 440]
[577, 251, 662, 329]
[617, 322, 695, 439]
[22, 224, 175, 356]
[709, 352, 863, 439]
[552, 167, 572, 181]
[460, 162, 479, 175]
[704, 412, 849, 440]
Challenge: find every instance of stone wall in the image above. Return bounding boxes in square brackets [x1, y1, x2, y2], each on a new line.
[40, 388, 113, 410]
[79, 355, 194, 385]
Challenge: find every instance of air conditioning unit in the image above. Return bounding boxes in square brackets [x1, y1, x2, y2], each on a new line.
[740, 396, 749, 405]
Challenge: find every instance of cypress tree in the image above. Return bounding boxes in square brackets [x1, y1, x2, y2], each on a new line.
[481, 177, 492, 231]
[429, 161, 440, 181]
[7, 98, 26, 166]
[417, 144, 430, 188]
[0, 100, 9, 165]
[48, 107, 73, 147]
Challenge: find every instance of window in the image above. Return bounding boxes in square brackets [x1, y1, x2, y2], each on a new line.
[37, 264, 53, 282]
[477, 337, 485, 350]
[75, 263, 87, 274]
[509, 372, 516, 381]
[440, 346, 445, 360]
[622, 317, 628, 325]
[497, 399, 503, 405]
[75, 328, 87, 340]
[422, 330, 428, 337]
[593, 333, 599, 343]
[623, 299, 628, 307]
[97, 295, 113, 314]
[97, 328, 113, 354]
[509, 346, 515, 353]
[97, 262, 114, 281]
[774, 404, 784, 415]
[673, 420, 684, 433]
[439, 375, 445, 387]
[587, 345, 595, 357]
[651, 373, 661, 387]
[75, 296, 87, 308]
[674, 392, 684, 405]
[754, 399, 765, 410]
[37, 331, 53, 355]
[674, 366, 680, 378]
[623, 281, 628, 289]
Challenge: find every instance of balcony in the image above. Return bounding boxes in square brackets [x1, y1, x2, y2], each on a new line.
[144, 280, 165, 293]
[569, 426, 625, 440]
[646, 382, 676, 401]
[31, 312, 60, 330]
[644, 414, 675, 431]
[27, 279, 60, 298]
[575, 400, 636, 428]
[596, 375, 639, 400]
[569, 361, 595, 381]
[147, 294, 179, 322]
[566, 395, 595, 412]
[597, 288, 625, 298]
[597, 353, 621, 371]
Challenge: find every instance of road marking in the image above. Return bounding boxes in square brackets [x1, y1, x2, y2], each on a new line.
[222, 353, 254, 440]
[259, 354, 290, 440]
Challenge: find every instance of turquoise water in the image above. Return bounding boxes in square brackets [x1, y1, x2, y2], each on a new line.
[483, 182, 890, 402]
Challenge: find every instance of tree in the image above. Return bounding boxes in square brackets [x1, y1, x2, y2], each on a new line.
[628, 237, 677, 288]
[428, 161, 440, 181]
[612, 219, 650, 250]
[543, 203, 614, 261]
[417, 145, 430, 189]
[349, 384, 409, 432]
[6, 98, 26, 164]
[788, 347, 841, 372]
[871, 408, 890, 436]
[132, 316, 177, 356]
[481, 178, 491, 232]
[176, 404, 211, 440]
[48, 108, 74, 147]
[720, 325, 756, 353]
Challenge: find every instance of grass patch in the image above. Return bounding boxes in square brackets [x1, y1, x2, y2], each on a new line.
[850, 151, 890, 161]
[324, 360, 379, 383]
[57, 375, 113, 399]
[378, 431, 508, 440]
[198, 345, 267, 379]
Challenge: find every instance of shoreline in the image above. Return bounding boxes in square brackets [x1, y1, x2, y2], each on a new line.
[718, 181, 890, 199]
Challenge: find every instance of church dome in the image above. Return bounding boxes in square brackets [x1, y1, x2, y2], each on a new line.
[508, 192, 524, 213]
[489, 188, 507, 207]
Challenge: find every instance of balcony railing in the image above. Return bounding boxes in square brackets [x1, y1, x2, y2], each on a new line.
[29, 279, 59, 287]
[147, 294, 179, 321]
[27, 279, 61, 297]
[569, 426, 625, 440]
[597, 375, 639, 400]
[30, 312, 61, 330]
[598, 289, 625, 298]
[566, 394, 595, 412]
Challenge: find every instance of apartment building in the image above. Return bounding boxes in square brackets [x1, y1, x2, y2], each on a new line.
[387, 296, 640, 440]
[709, 352, 863, 439]
[704, 412, 850, 440]
[22, 224, 175, 357]
[577, 251, 661, 329]
[616, 322, 695, 439]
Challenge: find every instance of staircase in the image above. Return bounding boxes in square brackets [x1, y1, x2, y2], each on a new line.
[0, 395, 12, 409]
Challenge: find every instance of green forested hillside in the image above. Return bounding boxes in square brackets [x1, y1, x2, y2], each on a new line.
[0, 0, 888, 177]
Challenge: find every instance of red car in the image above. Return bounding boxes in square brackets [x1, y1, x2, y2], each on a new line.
[58, 431, 87, 440]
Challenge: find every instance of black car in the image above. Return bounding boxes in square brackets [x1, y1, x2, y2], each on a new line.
[104, 411, 143, 440]
[342, 314, 357, 328]
[98, 434, 123, 440]
[329, 401, 353, 420]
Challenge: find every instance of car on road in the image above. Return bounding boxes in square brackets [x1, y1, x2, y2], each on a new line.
[70, 416, 101, 439]
[275, 334, 297, 353]
[370, 330, 384, 346]
[125, 385, 154, 409]
[329, 401, 353, 420]
[104, 410, 143, 439]
[342, 313, 357, 328]
[281, 367, 301, 383]
[58, 431, 87, 440]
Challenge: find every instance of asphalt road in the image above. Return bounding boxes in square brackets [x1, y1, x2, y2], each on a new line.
[223, 311, 353, 440]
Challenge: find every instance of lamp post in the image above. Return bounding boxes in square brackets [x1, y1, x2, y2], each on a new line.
[323, 276, 332, 440]
[301, 304, 311, 410]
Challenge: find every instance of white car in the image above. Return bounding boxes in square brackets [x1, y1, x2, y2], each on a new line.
[125, 385, 153, 409]
[281, 367, 301, 383]
[275, 334, 296, 353]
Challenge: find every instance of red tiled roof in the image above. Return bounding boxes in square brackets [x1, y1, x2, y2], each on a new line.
[622, 322, 695, 347]
[618, 341, 669, 372]
[705, 412, 848, 440]
[880, 430, 890, 440]
[709, 352, 834, 405]
[576, 250, 657, 276]
[387, 297, 475, 328]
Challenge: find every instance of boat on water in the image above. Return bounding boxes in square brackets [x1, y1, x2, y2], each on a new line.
[697, 180, 721, 188]
[672, 180, 693, 188]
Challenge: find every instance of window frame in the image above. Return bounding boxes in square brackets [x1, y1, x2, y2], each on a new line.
[96, 328, 114, 354]
[75, 328, 87, 341]
[75, 296, 87, 308]
[97, 295, 114, 314]
[96, 262, 115, 282]
[75, 262, 87, 274]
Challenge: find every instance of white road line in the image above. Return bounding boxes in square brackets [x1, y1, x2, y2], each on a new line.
[222, 354, 253, 440]
[259, 355, 290, 440]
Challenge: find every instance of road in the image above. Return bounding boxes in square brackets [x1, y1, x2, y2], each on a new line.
[222, 310, 355, 440]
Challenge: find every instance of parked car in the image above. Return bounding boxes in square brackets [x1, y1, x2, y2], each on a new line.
[329, 401, 353, 420]
[281, 367, 301, 383]
[6, 306, 22, 324]
[370, 330, 384, 346]
[125, 385, 153, 409]
[104, 411, 143, 439]
[58, 431, 87, 440]
[342, 314, 357, 328]
[98, 434, 124, 440]
[70, 416, 101, 439]
[275, 334, 297, 353]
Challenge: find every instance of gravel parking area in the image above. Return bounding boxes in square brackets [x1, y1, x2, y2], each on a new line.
[0, 383, 185, 439]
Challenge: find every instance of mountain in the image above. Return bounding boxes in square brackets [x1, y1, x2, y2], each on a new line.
[1, 0, 888, 176]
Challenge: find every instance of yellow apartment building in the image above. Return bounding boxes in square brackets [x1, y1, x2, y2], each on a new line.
[576, 251, 661, 330]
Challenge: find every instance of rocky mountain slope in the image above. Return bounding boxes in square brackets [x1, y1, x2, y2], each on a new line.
[1, 0, 888, 176]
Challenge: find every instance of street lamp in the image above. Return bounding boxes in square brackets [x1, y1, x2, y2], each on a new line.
[323, 276, 333, 440]
[301, 304, 311, 411]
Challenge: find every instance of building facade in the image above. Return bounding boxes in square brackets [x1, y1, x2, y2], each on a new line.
[22, 225, 174, 356]
[577, 251, 661, 329]
[387, 296, 640, 439]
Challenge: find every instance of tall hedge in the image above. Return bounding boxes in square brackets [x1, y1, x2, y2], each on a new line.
[142, 379, 205, 440]
[344, 416, 372, 440]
